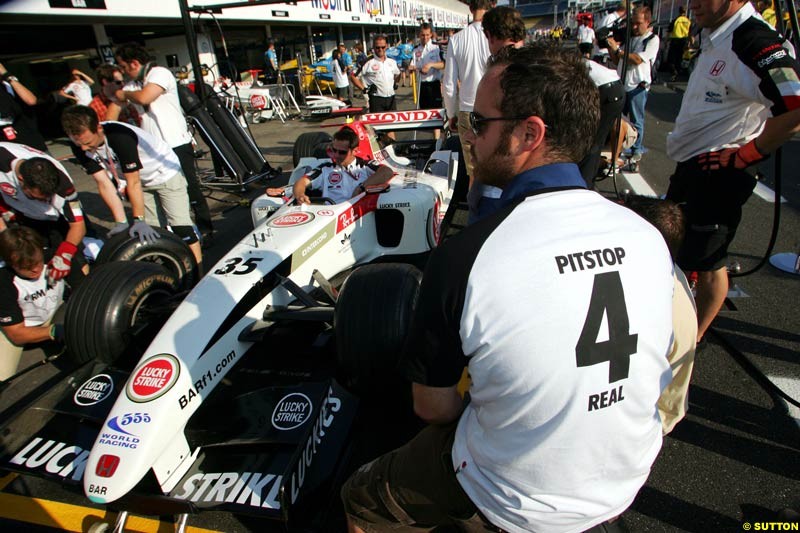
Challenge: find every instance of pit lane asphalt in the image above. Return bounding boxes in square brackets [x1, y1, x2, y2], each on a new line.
[1, 80, 798, 532]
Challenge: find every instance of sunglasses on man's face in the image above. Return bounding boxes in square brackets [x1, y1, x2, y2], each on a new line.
[468, 111, 547, 136]
[373, 46, 387, 50]
[331, 147, 351, 156]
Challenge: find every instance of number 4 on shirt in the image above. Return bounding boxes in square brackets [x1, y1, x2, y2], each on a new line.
[576, 271, 638, 383]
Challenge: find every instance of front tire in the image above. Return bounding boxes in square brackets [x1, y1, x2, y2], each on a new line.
[96, 227, 200, 291]
[292, 132, 333, 167]
[64, 262, 180, 365]
[335, 263, 422, 394]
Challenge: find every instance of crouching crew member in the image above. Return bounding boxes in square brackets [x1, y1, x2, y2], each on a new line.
[665, 0, 800, 343]
[60, 106, 202, 265]
[0, 142, 87, 287]
[0, 227, 65, 381]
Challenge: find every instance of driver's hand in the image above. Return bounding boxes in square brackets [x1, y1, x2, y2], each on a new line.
[266, 187, 286, 197]
[295, 194, 311, 205]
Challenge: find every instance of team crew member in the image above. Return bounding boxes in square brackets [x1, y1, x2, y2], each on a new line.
[113, 43, 214, 243]
[0, 227, 65, 381]
[607, 6, 659, 162]
[442, 0, 492, 182]
[61, 106, 202, 265]
[0, 142, 87, 286]
[351, 35, 401, 113]
[469, 6, 526, 222]
[268, 127, 392, 204]
[577, 17, 596, 57]
[0, 62, 46, 153]
[579, 58, 625, 185]
[341, 44, 674, 533]
[665, 0, 800, 343]
[409, 23, 445, 110]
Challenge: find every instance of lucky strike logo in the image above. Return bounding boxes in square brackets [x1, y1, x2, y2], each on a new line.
[0, 182, 17, 197]
[74, 374, 114, 406]
[272, 392, 313, 430]
[328, 172, 342, 185]
[268, 212, 315, 228]
[126, 354, 180, 403]
[250, 94, 267, 108]
[371, 63, 380, 71]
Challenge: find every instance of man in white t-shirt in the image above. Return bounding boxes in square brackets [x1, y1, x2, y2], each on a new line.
[351, 35, 401, 113]
[577, 19, 596, 57]
[113, 43, 213, 243]
[61, 105, 201, 264]
[0, 226, 65, 381]
[273, 127, 392, 205]
[607, 6, 660, 160]
[341, 43, 673, 533]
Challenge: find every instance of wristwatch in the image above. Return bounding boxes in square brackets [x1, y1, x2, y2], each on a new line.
[133, 215, 146, 221]
[2, 73, 19, 83]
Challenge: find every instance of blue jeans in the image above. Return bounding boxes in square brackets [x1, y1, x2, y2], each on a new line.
[623, 86, 648, 155]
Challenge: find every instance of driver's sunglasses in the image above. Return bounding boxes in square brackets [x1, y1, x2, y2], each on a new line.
[373, 45, 387, 50]
[468, 111, 546, 136]
[331, 148, 351, 156]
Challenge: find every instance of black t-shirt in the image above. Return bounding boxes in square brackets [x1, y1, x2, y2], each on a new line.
[0, 83, 47, 153]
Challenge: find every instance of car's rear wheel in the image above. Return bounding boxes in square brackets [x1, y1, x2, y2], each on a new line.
[293, 131, 332, 166]
[64, 262, 181, 365]
[334, 263, 422, 395]
[96, 227, 200, 291]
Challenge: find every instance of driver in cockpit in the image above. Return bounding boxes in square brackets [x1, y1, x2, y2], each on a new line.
[267, 126, 393, 204]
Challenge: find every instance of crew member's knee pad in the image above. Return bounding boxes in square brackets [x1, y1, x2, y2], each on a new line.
[172, 225, 199, 245]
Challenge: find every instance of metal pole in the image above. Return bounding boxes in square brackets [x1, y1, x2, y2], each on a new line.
[179, 0, 206, 100]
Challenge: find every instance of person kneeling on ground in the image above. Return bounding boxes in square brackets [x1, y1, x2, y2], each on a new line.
[0, 227, 65, 381]
[61, 105, 202, 265]
[267, 127, 393, 205]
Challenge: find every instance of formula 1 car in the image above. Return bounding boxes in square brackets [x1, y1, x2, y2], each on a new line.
[0, 140, 458, 530]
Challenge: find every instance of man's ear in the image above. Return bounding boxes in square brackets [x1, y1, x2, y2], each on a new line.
[520, 116, 547, 153]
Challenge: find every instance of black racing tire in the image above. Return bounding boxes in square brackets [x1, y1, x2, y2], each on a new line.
[96, 227, 200, 291]
[64, 262, 180, 365]
[293, 131, 333, 167]
[334, 263, 423, 394]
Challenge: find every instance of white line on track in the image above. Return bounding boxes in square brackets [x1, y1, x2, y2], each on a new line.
[768, 376, 800, 429]
[753, 181, 787, 203]
[620, 170, 658, 197]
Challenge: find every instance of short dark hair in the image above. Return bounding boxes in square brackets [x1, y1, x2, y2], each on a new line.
[61, 105, 100, 136]
[469, 0, 493, 12]
[333, 126, 359, 149]
[115, 42, 151, 64]
[634, 6, 652, 23]
[420, 22, 433, 32]
[489, 43, 599, 164]
[372, 35, 388, 46]
[18, 158, 62, 196]
[483, 7, 526, 43]
[0, 226, 44, 269]
[678, 5, 686, 14]
[95, 62, 122, 83]
[625, 196, 685, 259]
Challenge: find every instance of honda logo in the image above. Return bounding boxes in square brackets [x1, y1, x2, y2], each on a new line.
[709, 60, 726, 76]
[95, 454, 120, 478]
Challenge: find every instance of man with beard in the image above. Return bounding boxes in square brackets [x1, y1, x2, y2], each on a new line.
[340, 44, 674, 533]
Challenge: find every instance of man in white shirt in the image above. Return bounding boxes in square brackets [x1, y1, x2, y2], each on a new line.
[607, 6, 659, 160]
[351, 35, 401, 113]
[577, 19, 596, 57]
[442, 0, 492, 182]
[113, 43, 214, 243]
[409, 23, 445, 110]
[61, 105, 202, 265]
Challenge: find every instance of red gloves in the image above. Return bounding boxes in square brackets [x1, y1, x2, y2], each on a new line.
[47, 241, 77, 284]
[697, 139, 768, 171]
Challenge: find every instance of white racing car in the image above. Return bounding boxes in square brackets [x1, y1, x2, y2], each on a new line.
[0, 130, 459, 531]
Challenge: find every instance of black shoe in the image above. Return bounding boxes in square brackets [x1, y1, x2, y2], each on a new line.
[201, 232, 215, 250]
